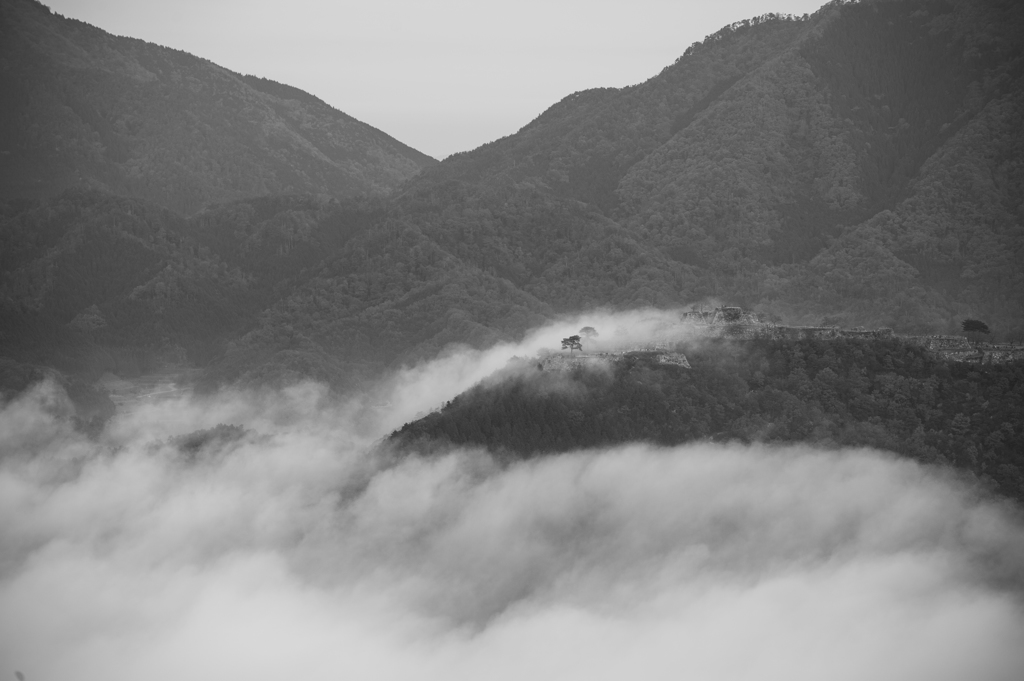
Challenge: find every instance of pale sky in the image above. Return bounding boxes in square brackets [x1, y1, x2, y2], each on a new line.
[46, 0, 829, 159]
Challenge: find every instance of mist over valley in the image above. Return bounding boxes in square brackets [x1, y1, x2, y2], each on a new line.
[2, 0, 1024, 678]
[3, 324, 1024, 680]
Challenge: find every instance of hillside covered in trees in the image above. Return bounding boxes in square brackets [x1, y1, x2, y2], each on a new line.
[0, 0, 1022, 393]
[391, 339, 1024, 504]
[389, 0, 1024, 337]
[0, 0, 435, 215]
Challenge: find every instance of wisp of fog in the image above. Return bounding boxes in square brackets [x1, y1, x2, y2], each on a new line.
[2, 310, 1023, 681]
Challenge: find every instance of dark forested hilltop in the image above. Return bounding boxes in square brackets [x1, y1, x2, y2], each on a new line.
[0, 0, 435, 214]
[395, 0, 1024, 337]
[0, 189, 553, 388]
[391, 339, 1024, 504]
[1, 0, 1023, 394]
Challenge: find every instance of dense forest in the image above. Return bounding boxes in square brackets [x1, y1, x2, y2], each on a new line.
[3, 3, 1024, 675]
[0, 0, 434, 214]
[392, 339, 1024, 504]
[1, 0, 1022, 397]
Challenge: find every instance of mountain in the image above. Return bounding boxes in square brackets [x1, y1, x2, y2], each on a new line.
[240, 0, 1023, 380]
[1, 0, 1023, 393]
[390, 338, 1024, 504]
[397, 0, 1024, 334]
[0, 190, 251, 377]
[0, 189, 553, 388]
[0, 0, 435, 215]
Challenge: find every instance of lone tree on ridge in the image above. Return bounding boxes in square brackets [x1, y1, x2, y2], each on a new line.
[561, 335, 583, 354]
[961, 319, 990, 344]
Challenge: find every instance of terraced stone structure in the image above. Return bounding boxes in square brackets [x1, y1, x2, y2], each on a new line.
[551, 307, 1024, 367]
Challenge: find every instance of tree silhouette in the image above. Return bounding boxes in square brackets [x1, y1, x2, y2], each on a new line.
[561, 335, 583, 354]
[961, 319, 990, 344]
[579, 326, 599, 338]
[961, 319, 990, 334]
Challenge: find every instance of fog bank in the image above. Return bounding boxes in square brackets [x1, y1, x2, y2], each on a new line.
[2, 311, 1024, 680]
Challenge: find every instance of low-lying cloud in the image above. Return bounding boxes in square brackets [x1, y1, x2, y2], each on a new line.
[2, 312, 1024, 681]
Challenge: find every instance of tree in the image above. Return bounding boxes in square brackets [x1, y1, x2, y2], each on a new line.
[961, 319, 990, 344]
[579, 326, 599, 338]
[961, 319, 990, 334]
[561, 335, 583, 354]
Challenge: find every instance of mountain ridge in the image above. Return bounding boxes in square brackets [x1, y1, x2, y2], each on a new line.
[0, 0, 436, 215]
[1, 0, 1022, 394]
[390, 336, 1024, 504]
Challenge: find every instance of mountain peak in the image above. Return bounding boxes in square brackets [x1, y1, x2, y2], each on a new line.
[0, 0, 435, 214]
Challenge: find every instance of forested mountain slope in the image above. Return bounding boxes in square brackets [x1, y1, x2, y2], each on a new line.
[392, 339, 1024, 504]
[0, 190, 555, 388]
[0, 191, 254, 377]
[2, 0, 1022, 393]
[396, 0, 1024, 336]
[261, 0, 1024, 380]
[617, 0, 1024, 332]
[0, 0, 435, 215]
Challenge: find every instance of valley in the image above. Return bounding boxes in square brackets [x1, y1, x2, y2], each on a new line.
[2, 1, 1024, 679]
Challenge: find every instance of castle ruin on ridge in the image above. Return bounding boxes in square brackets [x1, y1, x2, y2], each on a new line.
[541, 306, 1024, 371]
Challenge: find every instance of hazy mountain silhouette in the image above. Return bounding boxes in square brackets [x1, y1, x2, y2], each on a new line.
[1, 0, 1022, 392]
[400, 0, 1023, 335]
[0, 0, 435, 215]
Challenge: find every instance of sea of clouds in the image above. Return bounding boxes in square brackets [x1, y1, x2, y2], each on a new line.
[2, 310, 1023, 681]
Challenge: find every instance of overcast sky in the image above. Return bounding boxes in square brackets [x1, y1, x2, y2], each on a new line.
[46, 0, 829, 159]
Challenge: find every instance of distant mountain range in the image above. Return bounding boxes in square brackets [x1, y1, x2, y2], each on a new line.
[1, 0, 1022, 392]
[0, 0, 435, 214]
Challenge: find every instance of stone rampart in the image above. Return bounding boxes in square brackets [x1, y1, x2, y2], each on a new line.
[838, 328, 895, 340]
[620, 342, 676, 353]
[769, 326, 896, 341]
[656, 352, 692, 368]
[980, 348, 1024, 364]
[558, 307, 1022, 369]
[539, 350, 691, 372]
[906, 335, 972, 351]
[538, 354, 613, 372]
